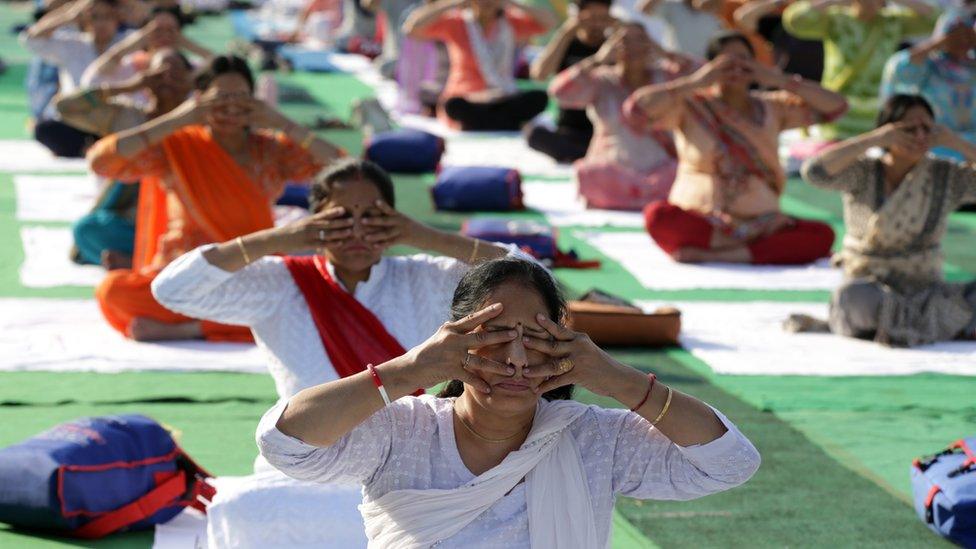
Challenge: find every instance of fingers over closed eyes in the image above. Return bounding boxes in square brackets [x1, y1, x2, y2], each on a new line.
[521, 360, 561, 378]
[364, 228, 399, 242]
[535, 314, 574, 341]
[362, 215, 398, 227]
[448, 303, 504, 332]
[462, 328, 518, 349]
[521, 336, 571, 357]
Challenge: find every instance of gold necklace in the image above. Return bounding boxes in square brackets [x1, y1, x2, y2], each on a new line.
[453, 405, 530, 444]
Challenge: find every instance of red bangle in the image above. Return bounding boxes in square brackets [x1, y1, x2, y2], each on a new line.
[366, 363, 391, 405]
[630, 373, 656, 412]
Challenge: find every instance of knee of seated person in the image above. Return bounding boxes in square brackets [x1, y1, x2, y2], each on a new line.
[806, 222, 836, 256]
[833, 281, 882, 313]
[71, 216, 100, 263]
[95, 269, 134, 306]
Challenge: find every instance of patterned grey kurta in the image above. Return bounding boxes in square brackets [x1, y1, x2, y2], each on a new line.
[802, 154, 976, 346]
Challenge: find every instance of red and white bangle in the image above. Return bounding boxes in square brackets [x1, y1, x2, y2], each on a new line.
[366, 363, 391, 406]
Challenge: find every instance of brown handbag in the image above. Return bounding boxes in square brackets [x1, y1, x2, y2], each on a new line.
[566, 301, 681, 347]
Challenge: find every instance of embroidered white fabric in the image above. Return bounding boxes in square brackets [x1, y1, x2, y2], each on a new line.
[258, 395, 761, 548]
[152, 245, 521, 399]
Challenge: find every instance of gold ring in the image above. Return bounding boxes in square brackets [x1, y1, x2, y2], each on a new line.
[556, 358, 573, 374]
[463, 353, 472, 369]
[318, 229, 327, 241]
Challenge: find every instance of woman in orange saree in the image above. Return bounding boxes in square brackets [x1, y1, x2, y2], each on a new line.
[87, 55, 342, 341]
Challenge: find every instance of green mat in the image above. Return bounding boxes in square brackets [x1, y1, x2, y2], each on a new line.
[0, 2, 973, 547]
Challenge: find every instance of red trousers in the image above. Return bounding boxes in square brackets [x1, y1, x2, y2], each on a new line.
[643, 201, 835, 265]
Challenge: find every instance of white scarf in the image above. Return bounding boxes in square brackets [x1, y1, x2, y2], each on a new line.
[462, 8, 518, 95]
[359, 399, 599, 548]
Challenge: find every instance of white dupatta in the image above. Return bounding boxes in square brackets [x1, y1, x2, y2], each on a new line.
[462, 8, 519, 94]
[359, 399, 599, 548]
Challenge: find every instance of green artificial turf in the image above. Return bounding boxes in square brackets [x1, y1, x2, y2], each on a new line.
[0, 2, 973, 547]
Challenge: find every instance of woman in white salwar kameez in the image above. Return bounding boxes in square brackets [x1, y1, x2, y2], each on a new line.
[151, 159, 519, 548]
[259, 258, 761, 548]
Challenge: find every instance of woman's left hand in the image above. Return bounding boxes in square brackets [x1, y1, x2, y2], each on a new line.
[360, 200, 423, 250]
[248, 98, 293, 131]
[740, 57, 788, 88]
[521, 313, 625, 396]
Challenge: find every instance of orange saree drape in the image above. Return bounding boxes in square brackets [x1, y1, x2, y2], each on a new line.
[96, 127, 277, 341]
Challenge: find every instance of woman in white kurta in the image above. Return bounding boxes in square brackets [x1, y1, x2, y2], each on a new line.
[151, 159, 519, 548]
[261, 258, 761, 548]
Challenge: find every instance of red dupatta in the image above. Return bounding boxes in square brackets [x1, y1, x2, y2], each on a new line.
[283, 256, 422, 394]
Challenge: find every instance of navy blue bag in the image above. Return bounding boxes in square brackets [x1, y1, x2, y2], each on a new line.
[911, 437, 976, 547]
[432, 166, 523, 212]
[364, 129, 444, 173]
[462, 218, 557, 259]
[0, 415, 214, 539]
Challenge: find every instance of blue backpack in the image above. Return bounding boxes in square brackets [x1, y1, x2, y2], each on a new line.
[462, 218, 557, 259]
[911, 437, 976, 547]
[364, 129, 444, 174]
[432, 166, 523, 212]
[0, 415, 214, 539]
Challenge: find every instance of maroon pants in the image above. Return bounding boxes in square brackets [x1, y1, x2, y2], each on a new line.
[643, 201, 835, 265]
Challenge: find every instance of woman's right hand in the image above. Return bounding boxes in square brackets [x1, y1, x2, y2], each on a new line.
[262, 206, 356, 255]
[404, 303, 518, 393]
[688, 55, 738, 88]
[867, 122, 922, 151]
[593, 31, 623, 65]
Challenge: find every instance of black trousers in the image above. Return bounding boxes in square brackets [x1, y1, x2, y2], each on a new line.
[525, 123, 592, 163]
[444, 90, 549, 132]
[34, 119, 99, 158]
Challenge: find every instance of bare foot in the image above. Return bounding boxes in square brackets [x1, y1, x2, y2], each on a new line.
[129, 317, 204, 342]
[783, 314, 830, 333]
[671, 246, 751, 264]
[101, 250, 133, 271]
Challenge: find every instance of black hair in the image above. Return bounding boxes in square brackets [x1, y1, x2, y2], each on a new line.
[876, 94, 935, 127]
[93, 0, 120, 8]
[705, 30, 755, 60]
[152, 48, 192, 71]
[436, 258, 574, 402]
[575, 0, 612, 8]
[193, 54, 254, 92]
[150, 5, 186, 28]
[309, 159, 396, 213]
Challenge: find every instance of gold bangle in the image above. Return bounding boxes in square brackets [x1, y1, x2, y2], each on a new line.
[467, 239, 480, 264]
[236, 236, 252, 264]
[651, 385, 673, 426]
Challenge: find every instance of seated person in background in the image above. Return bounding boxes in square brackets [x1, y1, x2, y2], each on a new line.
[289, 0, 343, 46]
[87, 55, 342, 342]
[625, 31, 847, 264]
[25, 0, 71, 124]
[336, 0, 382, 56]
[794, 94, 976, 346]
[57, 48, 193, 268]
[82, 6, 212, 92]
[151, 160, 523, 547]
[881, 10, 976, 161]
[20, 0, 128, 157]
[636, 0, 724, 59]
[524, 0, 613, 163]
[782, 0, 937, 140]
[259, 257, 760, 548]
[363, 0, 423, 78]
[733, 0, 825, 82]
[394, 0, 450, 116]
[403, 0, 556, 131]
[551, 23, 691, 210]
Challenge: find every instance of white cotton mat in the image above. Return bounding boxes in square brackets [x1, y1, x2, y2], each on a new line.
[636, 301, 976, 376]
[0, 298, 266, 374]
[439, 135, 574, 180]
[0, 140, 89, 173]
[521, 182, 645, 228]
[582, 230, 843, 290]
[153, 472, 367, 549]
[20, 226, 104, 288]
[15, 174, 99, 222]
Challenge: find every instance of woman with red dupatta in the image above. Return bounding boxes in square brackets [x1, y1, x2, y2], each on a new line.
[87, 55, 342, 341]
[150, 159, 526, 547]
[624, 31, 847, 265]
